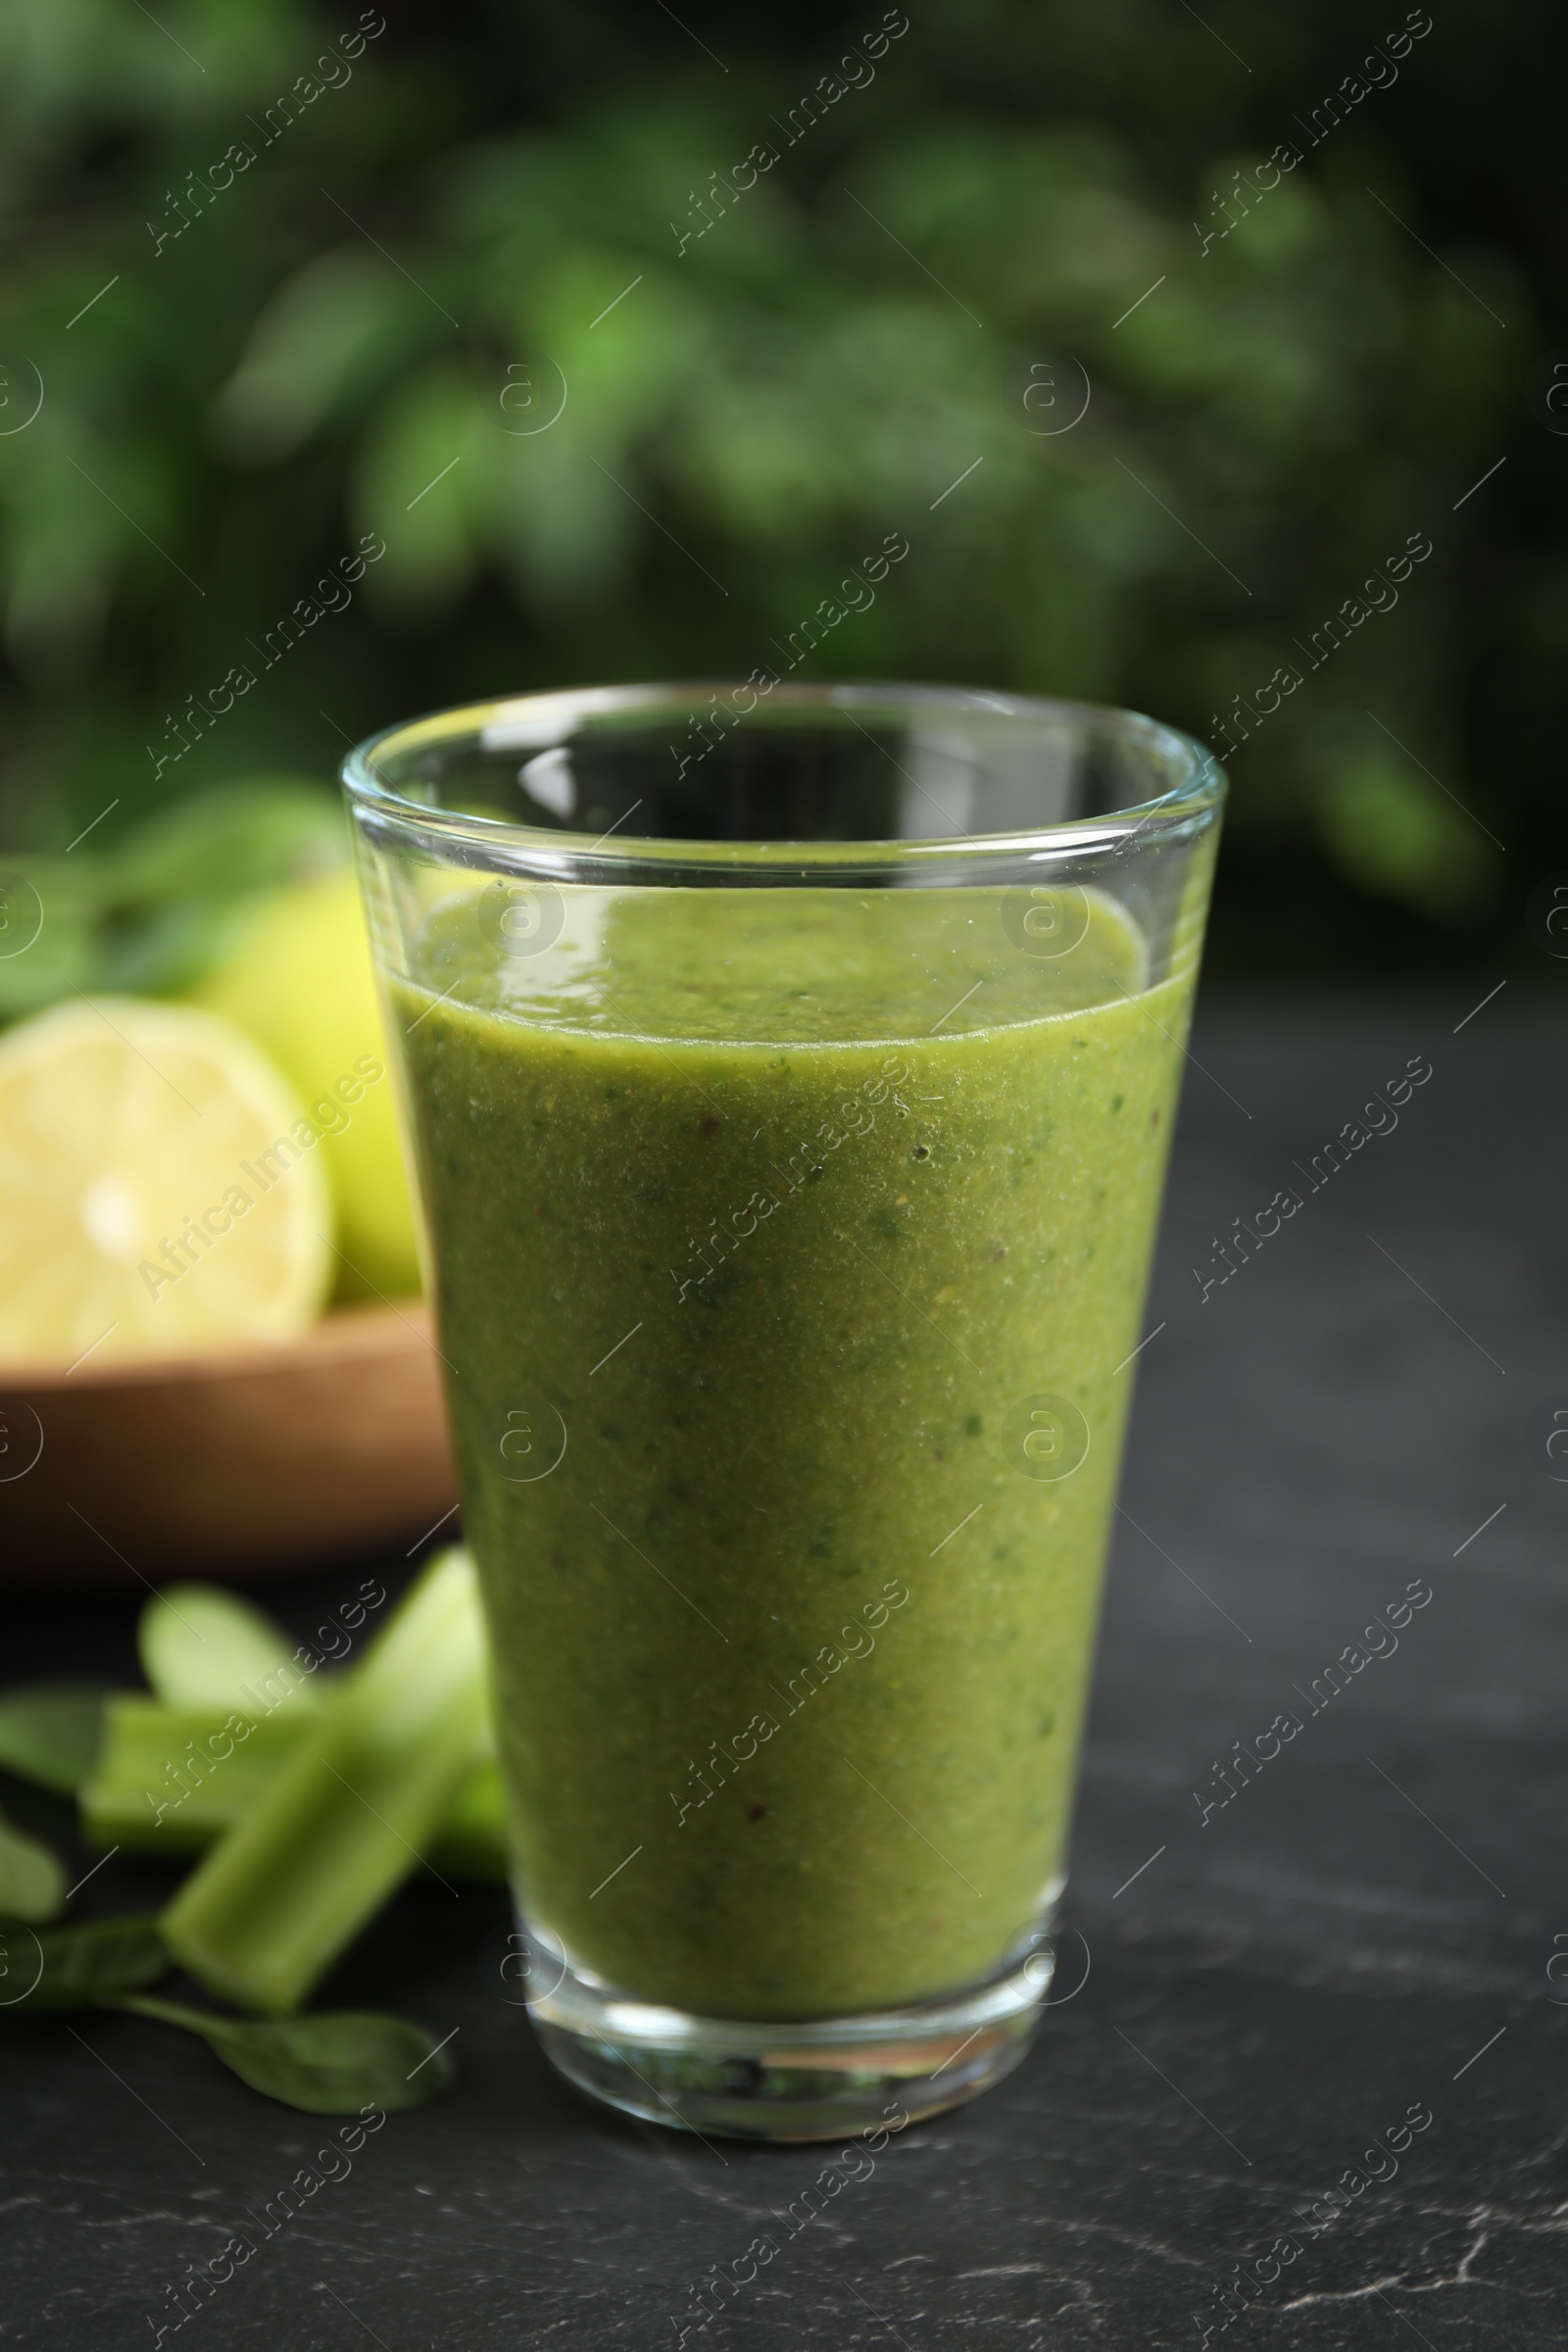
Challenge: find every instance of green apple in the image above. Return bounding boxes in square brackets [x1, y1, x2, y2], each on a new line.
[189, 868, 423, 1299]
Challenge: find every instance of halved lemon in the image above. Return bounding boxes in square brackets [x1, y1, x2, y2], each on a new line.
[0, 998, 334, 1367]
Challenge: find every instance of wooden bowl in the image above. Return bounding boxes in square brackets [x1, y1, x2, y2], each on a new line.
[0, 1301, 457, 1584]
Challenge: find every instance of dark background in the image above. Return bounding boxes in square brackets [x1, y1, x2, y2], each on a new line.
[3, 0, 1566, 983]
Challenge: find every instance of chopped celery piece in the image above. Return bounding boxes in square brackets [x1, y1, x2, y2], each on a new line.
[80, 1699, 306, 1854]
[81, 1698, 508, 1881]
[162, 1549, 489, 2013]
[139, 1585, 322, 1717]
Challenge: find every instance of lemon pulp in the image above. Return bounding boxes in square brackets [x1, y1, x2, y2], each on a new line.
[0, 998, 333, 1366]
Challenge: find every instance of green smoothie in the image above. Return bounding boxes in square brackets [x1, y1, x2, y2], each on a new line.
[394, 881, 1197, 2020]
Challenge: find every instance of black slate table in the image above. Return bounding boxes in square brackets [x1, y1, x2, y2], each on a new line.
[7, 994, 1565, 2351]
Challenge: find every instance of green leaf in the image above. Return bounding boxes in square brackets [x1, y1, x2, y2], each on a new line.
[117, 1996, 456, 2114]
[138, 1585, 322, 1717]
[87, 783, 350, 997]
[95, 897, 255, 999]
[0, 1683, 106, 1791]
[0, 1912, 167, 2012]
[105, 780, 346, 908]
[0, 1807, 66, 1922]
[1317, 759, 1496, 922]
[0, 860, 104, 1027]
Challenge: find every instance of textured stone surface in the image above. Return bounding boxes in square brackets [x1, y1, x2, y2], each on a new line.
[6, 995, 1565, 2349]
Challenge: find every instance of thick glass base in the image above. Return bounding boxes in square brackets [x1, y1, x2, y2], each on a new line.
[523, 1930, 1055, 2142]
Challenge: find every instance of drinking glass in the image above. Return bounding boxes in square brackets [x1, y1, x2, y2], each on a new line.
[343, 681, 1224, 2140]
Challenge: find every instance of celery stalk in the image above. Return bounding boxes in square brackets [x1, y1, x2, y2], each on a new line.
[162, 1548, 489, 2013]
[80, 1700, 305, 1854]
[80, 1696, 508, 1878]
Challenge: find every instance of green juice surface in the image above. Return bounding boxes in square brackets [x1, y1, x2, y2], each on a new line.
[394, 885, 1195, 2019]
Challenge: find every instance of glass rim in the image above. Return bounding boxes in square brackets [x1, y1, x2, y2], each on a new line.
[341, 678, 1226, 876]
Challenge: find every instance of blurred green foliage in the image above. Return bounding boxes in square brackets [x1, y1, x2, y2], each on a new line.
[0, 780, 344, 1019]
[0, 0, 1560, 977]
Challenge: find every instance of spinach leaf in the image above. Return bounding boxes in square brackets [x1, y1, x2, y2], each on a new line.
[117, 1996, 456, 2114]
[3, 1911, 451, 2114]
[0, 1808, 65, 1923]
[0, 1683, 107, 1791]
[98, 781, 347, 997]
[0, 1912, 167, 2011]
